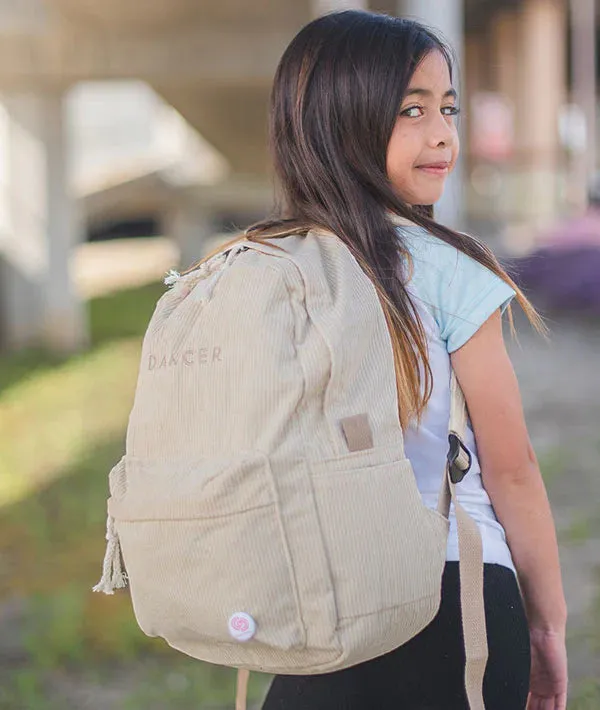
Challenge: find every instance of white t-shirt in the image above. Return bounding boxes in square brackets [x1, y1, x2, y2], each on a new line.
[397, 224, 517, 574]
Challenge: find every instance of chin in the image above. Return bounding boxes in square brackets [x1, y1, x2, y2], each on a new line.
[413, 191, 444, 206]
[394, 183, 446, 206]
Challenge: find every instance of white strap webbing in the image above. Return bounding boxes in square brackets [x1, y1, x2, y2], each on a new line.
[437, 371, 489, 710]
[235, 668, 250, 710]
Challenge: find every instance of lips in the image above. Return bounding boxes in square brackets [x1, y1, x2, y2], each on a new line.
[416, 161, 450, 175]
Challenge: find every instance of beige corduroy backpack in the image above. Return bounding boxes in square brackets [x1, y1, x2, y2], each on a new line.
[94, 221, 489, 710]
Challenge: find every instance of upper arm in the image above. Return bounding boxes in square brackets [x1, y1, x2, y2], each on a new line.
[450, 311, 537, 482]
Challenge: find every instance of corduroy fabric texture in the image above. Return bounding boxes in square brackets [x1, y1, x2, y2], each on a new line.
[94, 226, 487, 706]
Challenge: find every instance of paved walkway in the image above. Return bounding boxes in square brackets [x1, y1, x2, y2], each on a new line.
[71, 236, 180, 299]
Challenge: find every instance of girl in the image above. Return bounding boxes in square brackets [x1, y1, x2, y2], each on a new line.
[240, 10, 569, 710]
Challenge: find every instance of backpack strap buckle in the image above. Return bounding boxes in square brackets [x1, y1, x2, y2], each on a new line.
[447, 433, 472, 484]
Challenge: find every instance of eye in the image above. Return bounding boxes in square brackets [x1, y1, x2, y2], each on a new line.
[441, 106, 460, 116]
[400, 105, 424, 118]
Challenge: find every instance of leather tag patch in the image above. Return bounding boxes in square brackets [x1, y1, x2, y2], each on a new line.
[340, 413, 374, 452]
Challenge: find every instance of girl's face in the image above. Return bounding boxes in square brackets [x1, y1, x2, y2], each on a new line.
[386, 51, 459, 206]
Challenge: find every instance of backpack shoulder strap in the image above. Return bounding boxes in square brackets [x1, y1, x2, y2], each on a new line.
[438, 372, 488, 710]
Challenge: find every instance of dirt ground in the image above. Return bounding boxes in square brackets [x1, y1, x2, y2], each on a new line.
[507, 312, 600, 685]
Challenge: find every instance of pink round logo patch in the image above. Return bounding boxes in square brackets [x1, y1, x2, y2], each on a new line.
[228, 612, 256, 641]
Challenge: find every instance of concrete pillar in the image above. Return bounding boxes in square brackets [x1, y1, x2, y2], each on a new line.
[515, 0, 566, 228]
[464, 34, 486, 98]
[570, 0, 597, 208]
[0, 89, 88, 353]
[490, 9, 520, 104]
[486, 9, 520, 226]
[399, 0, 465, 229]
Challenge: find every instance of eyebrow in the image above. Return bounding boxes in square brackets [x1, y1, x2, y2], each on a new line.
[404, 88, 458, 100]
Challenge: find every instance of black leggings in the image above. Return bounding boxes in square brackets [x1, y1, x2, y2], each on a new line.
[262, 563, 530, 710]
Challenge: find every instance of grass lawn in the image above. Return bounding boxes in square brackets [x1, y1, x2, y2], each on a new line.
[0, 281, 269, 709]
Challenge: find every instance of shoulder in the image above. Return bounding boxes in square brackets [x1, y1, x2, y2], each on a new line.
[397, 227, 516, 353]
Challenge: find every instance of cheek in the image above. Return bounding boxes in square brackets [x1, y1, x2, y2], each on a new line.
[386, 127, 418, 183]
[449, 128, 460, 167]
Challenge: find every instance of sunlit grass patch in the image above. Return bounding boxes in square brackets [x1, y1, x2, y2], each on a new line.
[0, 342, 139, 510]
[0, 283, 164, 666]
[0, 281, 163, 511]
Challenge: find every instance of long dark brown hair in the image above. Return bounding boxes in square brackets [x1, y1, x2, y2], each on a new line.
[185, 10, 543, 427]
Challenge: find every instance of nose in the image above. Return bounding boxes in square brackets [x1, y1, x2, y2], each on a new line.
[427, 112, 456, 150]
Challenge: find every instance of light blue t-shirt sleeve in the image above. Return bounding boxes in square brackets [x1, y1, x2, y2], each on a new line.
[401, 231, 516, 353]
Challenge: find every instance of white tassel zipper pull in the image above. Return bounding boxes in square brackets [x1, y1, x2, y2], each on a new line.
[163, 269, 181, 288]
[93, 514, 128, 595]
[190, 243, 248, 304]
[163, 249, 231, 293]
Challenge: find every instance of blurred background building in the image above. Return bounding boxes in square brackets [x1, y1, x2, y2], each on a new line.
[0, 0, 597, 355]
